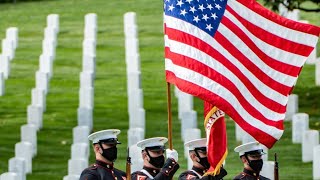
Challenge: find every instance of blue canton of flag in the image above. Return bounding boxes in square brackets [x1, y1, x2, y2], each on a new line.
[164, 0, 228, 37]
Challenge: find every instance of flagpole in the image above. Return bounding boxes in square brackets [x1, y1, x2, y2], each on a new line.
[167, 82, 173, 150]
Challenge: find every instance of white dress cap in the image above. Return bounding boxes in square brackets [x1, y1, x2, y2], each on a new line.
[234, 141, 264, 156]
[88, 129, 120, 144]
[136, 137, 168, 150]
[184, 138, 207, 151]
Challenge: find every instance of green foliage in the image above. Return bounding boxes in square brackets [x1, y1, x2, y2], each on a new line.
[0, 0, 319, 179]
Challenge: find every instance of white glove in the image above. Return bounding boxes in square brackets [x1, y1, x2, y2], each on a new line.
[166, 149, 178, 162]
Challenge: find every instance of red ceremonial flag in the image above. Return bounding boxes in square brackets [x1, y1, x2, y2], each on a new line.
[204, 102, 227, 175]
[164, 0, 320, 174]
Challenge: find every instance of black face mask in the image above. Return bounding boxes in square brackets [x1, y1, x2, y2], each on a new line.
[198, 157, 210, 170]
[195, 150, 210, 170]
[146, 150, 165, 168]
[247, 158, 263, 172]
[100, 145, 117, 162]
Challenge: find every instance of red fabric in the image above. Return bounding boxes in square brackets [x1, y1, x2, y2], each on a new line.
[204, 102, 227, 175]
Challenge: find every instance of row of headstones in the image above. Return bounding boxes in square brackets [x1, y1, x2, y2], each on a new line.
[291, 113, 320, 179]
[124, 12, 147, 173]
[0, 27, 18, 96]
[63, 13, 98, 180]
[279, 4, 320, 86]
[0, 14, 59, 180]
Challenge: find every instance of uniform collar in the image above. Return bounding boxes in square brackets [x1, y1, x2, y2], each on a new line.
[243, 168, 260, 177]
[95, 160, 114, 170]
[192, 166, 206, 175]
[143, 166, 160, 177]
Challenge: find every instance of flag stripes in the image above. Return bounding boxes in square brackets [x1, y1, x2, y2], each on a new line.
[164, 0, 320, 148]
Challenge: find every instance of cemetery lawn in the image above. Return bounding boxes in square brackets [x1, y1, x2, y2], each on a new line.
[0, 0, 319, 179]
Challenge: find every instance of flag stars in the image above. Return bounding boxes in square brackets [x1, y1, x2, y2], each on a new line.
[202, 14, 209, 21]
[168, 4, 175, 11]
[180, 9, 187, 16]
[186, 0, 193, 4]
[206, 24, 213, 31]
[189, 6, 197, 13]
[165, 0, 170, 2]
[198, 4, 205, 11]
[215, 3, 222, 10]
[211, 13, 218, 20]
[207, 4, 214, 10]
[193, 15, 200, 23]
[177, 0, 184, 7]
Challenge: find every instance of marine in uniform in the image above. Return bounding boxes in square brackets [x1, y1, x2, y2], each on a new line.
[233, 141, 270, 180]
[131, 137, 180, 180]
[80, 129, 127, 180]
[179, 138, 227, 180]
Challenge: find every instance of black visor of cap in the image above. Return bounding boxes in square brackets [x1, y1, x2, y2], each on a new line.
[99, 138, 121, 145]
[145, 146, 165, 151]
[194, 147, 207, 152]
[244, 149, 265, 156]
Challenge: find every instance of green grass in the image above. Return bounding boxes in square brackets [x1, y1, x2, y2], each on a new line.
[0, 0, 319, 179]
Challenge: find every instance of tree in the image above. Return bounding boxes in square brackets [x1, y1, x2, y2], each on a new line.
[262, 0, 320, 12]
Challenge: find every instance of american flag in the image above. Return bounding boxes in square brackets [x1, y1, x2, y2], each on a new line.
[164, 0, 319, 174]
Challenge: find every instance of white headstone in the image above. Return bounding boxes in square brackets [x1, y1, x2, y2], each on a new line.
[184, 128, 201, 158]
[82, 39, 96, 57]
[71, 143, 89, 159]
[124, 12, 137, 39]
[316, 59, 320, 86]
[181, 110, 197, 140]
[63, 175, 80, 180]
[21, 124, 37, 157]
[286, 9, 300, 21]
[47, 14, 59, 33]
[313, 145, 320, 180]
[31, 88, 46, 112]
[235, 123, 245, 142]
[9, 157, 26, 180]
[187, 156, 193, 170]
[42, 39, 56, 59]
[85, 13, 97, 29]
[2, 39, 14, 60]
[68, 159, 88, 175]
[79, 87, 94, 108]
[39, 54, 53, 79]
[15, 142, 33, 174]
[77, 107, 93, 131]
[128, 89, 143, 115]
[129, 108, 145, 129]
[44, 27, 57, 43]
[126, 54, 140, 73]
[127, 128, 145, 147]
[0, 172, 19, 180]
[35, 71, 49, 94]
[125, 38, 139, 57]
[0, 54, 10, 79]
[302, 130, 319, 162]
[0, 73, 4, 96]
[129, 144, 143, 173]
[84, 27, 97, 41]
[292, 113, 309, 143]
[82, 55, 96, 76]
[285, 94, 298, 121]
[6, 27, 18, 49]
[260, 161, 275, 180]
[80, 71, 94, 88]
[178, 92, 193, 120]
[73, 126, 90, 144]
[27, 105, 43, 130]
[127, 72, 141, 93]
[241, 131, 255, 144]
